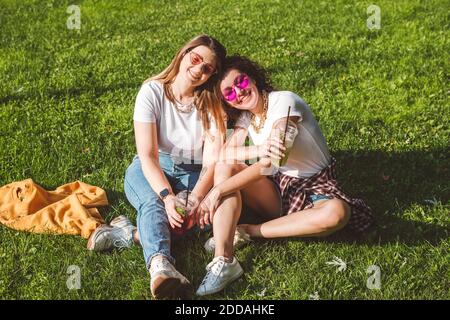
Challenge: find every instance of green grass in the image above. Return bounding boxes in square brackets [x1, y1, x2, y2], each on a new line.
[0, 0, 449, 299]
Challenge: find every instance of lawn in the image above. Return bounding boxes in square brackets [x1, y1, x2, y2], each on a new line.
[0, 0, 448, 300]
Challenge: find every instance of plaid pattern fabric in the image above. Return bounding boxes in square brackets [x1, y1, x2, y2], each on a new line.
[270, 157, 373, 233]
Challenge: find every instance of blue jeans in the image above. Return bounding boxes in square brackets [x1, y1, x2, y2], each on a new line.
[124, 153, 200, 269]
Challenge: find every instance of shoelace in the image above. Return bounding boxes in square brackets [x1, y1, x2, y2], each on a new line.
[201, 257, 225, 287]
[112, 227, 134, 249]
[113, 237, 133, 250]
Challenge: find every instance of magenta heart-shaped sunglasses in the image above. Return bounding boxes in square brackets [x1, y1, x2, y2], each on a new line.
[222, 74, 250, 102]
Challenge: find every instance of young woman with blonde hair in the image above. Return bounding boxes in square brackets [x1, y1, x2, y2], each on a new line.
[90, 35, 227, 299]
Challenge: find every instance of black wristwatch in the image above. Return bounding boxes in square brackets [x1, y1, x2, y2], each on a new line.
[159, 188, 172, 201]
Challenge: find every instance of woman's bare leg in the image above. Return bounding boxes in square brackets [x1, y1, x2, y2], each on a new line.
[212, 192, 242, 259]
[216, 161, 283, 219]
[241, 199, 351, 238]
[212, 163, 243, 259]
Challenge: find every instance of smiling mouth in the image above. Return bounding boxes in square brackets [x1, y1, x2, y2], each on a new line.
[188, 70, 201, 81]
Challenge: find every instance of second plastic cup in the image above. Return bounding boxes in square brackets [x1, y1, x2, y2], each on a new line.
[270, 120, 298, 167]
[280, 121, 298, 166]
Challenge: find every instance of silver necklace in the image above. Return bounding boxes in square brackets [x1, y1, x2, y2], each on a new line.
[169, 84, 195, 113]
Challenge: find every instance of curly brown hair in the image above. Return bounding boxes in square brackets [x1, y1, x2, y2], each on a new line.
[217, 55, 275, 126]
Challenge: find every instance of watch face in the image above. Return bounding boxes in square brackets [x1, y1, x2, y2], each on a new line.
[160, 188, 170, 198]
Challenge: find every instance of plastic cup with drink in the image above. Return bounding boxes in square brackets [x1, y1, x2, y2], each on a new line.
[171, 190, 196, 236]
[270, 106, 298, 167]
[279, 120, 298, 166]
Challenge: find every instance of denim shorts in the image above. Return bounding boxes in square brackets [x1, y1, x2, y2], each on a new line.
[309, 194, 333, 203]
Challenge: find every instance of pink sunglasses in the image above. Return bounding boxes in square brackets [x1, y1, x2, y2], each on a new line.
[222, 74, 250, 102]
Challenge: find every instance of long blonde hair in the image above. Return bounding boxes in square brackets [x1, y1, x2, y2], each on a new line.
[144, 35, 227, 137]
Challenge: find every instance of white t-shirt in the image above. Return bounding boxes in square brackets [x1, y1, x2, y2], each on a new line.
[133, 80, 216, 164]
[235, 91, 331, 178]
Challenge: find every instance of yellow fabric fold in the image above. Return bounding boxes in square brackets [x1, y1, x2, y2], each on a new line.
[0, 179, 107, 239]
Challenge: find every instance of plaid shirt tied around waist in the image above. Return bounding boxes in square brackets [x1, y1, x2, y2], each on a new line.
[270, 157, 373, 233]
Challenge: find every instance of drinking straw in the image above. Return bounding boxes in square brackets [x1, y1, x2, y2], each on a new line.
[186, 189, 189, 207]
[282, 106, 292, 145]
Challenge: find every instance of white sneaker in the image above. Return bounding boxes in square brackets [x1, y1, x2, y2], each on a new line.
[150, 256, 192, 299]
[196, 256, 243, 296]
[204, 225, 251, 253]
[110, 215, 136, 230]
[87, 220, 135, 252]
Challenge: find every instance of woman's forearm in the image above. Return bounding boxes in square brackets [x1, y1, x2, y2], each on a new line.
[219, 145, 259, 163]
[140, 156, 173, 195]
[216, 158, 272, 197]
[191, 163, 216, 199]
[193, 130, 224, 200]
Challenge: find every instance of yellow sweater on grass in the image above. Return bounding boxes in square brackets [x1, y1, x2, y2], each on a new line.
[0, 179, 107, 239]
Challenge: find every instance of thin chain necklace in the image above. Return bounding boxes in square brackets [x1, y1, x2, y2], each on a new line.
[169, 84, 195, 113]
[251, 91, 268, 133]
